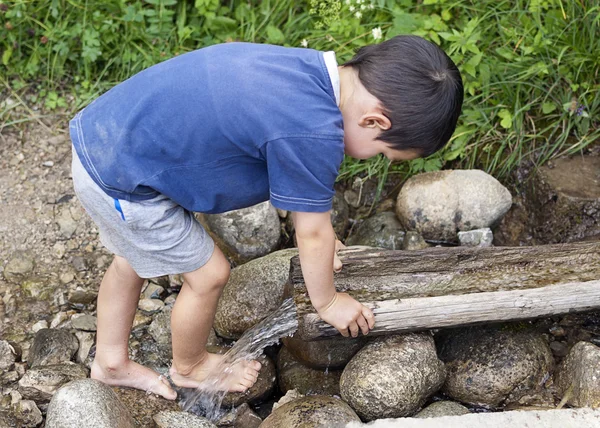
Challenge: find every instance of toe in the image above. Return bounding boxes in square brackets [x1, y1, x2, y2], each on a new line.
[240, 378, 254, 389]
[250, 360, 262, 371]
[232, 383, 248, 393]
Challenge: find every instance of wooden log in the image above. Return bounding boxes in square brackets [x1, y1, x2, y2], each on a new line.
[289, 242, 600, 340]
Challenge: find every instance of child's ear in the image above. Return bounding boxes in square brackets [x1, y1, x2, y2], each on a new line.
[359, 111, 391, 131]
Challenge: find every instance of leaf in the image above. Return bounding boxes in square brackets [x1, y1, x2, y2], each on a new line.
[542, 102, 557, 114]
[2, 47, 13, 66]
[266, 25, 284, 44]
[498, 109, 513, 129]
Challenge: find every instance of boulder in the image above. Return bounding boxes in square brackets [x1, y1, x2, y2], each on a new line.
[340, 334, 446, 420]
[18, 363, 88, 402]
[277, 346, 341, 396]
[214, 249, 298, 339]
[414, 401, 470, 418]
[28, 328, 79, 368]
[438, 326, 554, 408]
[396, 170, 512, 241]
[526, 155, 600, 243]
[46, 379, 135, 428]
[346, 212, 405, 250]
[281, 334, 365, 370]
[554, 341, 600, 408]
[200, 201, 281, 264]
[260, 396, 360, 428]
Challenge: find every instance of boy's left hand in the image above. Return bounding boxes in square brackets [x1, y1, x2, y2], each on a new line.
[333, 239, 346, 273]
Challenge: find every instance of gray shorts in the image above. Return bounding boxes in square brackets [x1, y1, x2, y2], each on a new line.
[71, 147, 214, 278]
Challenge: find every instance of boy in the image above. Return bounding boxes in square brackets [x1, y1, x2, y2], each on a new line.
[70, 35, 463, 399]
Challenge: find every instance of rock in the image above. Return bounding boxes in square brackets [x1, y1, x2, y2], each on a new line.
[555, 341, 600, 408]
[331, 192, 350, 239]
[28, 329, 79, 367]
[50, 312, 69, 328]
[132, 311, 153, 329]
[153, 411, 216, 427]
[46, 379, 135, 428]
[148, 305, 173, 344]
[402, 231, 430, 250]
[281, 335, 365, 370]
[113, 387, 179, 427]
[18, 363, 88, 402]
[526, 155, 600, 244]
[71, 314, 97, 331]
[67, 288, 98, 305]
[74, 331, 95, 366]
[457, 228, 493, 247]
[396, 170, 512, 241]
[223, 354, 276, 407]
[550, 341, 569, 358]
[340, 334, 446, 420]
[272, 389, 304, 411]
[138, 298, 164, 313]
[492, 196, 533, 246]
[214, 249, 298, 339]
[0, 341, 18, 372]
[414, 401, 470, 418]
[3, 252, 35, 283]
[218, 403, 262, 428]
[277, 346, 341, 396]
[71, 256, 87, 272]
[346, 212, 405, 250]
[11, 399, 42, 427]
[201, 201, 281, 264]
[56, 207, 78, 238]
[142, 283, 166, 300]
[438, 326, 554, 408]
[21, 277, 53, 299]
[261, 396, 360, 428]
[31, 320, 49, 333]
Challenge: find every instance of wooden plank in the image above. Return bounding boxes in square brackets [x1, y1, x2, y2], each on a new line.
[297, 279, 600, 340]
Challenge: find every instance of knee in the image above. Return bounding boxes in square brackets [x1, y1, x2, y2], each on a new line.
[112, 256, 141, 282]
[183, 257, 230, 295]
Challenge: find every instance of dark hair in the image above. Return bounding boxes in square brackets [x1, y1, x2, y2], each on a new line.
[343, 35, 463, 157]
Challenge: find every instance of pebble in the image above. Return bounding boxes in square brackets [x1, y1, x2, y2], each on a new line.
[71, 314, 97, 332]
[31, 320, 49, 333]
[42, 161, 54, 167]
[138, 298, 165, 313]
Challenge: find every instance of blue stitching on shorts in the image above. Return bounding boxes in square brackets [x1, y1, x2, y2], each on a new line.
[114, 199, 126, 221]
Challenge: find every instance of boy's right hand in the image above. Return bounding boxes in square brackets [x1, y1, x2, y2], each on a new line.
[316, 292, 375, 338]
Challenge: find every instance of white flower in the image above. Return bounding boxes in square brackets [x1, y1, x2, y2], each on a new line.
[355, 11, 363, 19]
[372, 26, 382, 40]
[368, 3, 375, 9]
[357, 0, 363, 3]
[349, 5, 355, 11]
[300, 39, 308, 48]
[345, 0, 351, 4]
[361, 4, 366, 10]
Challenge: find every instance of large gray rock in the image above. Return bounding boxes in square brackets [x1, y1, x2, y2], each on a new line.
[346, 212, 405, 250]
[28, 328, 79, 368]
[18, 363, 88, 402]
[46, 379, 136, 428]
[277, 346, 341, 396]
[526, 155, 600, 243]
[153, 411, 216, 427]
[214, 249, 297, 339]
[340, 334, 446, 421]
[260, 396, 360, 428]
[0, 340, 17, 372]
[281, 335, 365, 370]
[554, 341, 600, 408]
[438, 326, 554, 408]
[201, 201, 281, 264]
[396, 170, 512, 241]
[414, 401, 470, 418]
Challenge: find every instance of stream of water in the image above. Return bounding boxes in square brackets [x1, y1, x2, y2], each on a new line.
[179, 298, 299, 420]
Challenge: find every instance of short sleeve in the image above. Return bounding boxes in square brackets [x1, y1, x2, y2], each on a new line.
[263, 136, 344, 213]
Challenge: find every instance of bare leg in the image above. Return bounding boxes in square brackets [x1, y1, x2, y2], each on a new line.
[169, 246, 261, 392]
[90, 256, 176, 400]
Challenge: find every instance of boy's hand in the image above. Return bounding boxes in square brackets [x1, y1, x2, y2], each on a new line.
[333, 239, 346, 273]
[316, 292, 375, 337]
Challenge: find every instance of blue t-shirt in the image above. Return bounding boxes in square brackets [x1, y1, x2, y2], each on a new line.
[70, 43, 344, 214]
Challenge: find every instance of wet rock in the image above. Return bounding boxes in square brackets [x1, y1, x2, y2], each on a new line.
[201, 201, 280, 264]
[402, 231, 430, 250]
[281, 335, 364, 370]
[458, 228, 493, 247]
[153, 410, 216, 427]
[138, 298, 164, 314]
[71, 314, 97, 331]
[277, 346, 341, 396]
[261, 395, 360, 428]
[550, 340, 569, 358]
[114, 387, 179, 427]
[3, 252, 35, 283]
[46, 379, 135, 428]
[0, 340, 18, 372]
[28, 329, 79, 367]
[396, 170, 512, 241]
[214, 249, 298, 339]
[526, 155, 600, 244]
[148, 305, 173, 344]
[272, 389, 304, 411]
[217, 403, 262, 428]
[223, 354, 276, 407]
[414, 401, 470, 418]
[331, 192, 350, 239]
[492, 197, 533, 246]
[555, 341, 600, 408]
[438, 326, 554, 408]
[346, 212, 405, 250]
[74, 331, 95, 366]
[18, 362, 89, 402]
[341, 334, 446, 420]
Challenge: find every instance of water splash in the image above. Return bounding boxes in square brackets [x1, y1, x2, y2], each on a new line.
[181, 298, 298, 420]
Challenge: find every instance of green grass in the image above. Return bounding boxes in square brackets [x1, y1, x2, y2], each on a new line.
[1, 0, 598, 185]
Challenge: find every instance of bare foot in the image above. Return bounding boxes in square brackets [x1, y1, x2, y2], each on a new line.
[91, 359, 177, 400]
[169, 353, 261, 393]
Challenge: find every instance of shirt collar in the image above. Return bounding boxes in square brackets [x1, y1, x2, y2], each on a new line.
[323, 51, 340, 107]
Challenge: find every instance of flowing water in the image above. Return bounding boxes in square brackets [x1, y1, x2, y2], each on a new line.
[179, 298, 299, 420]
